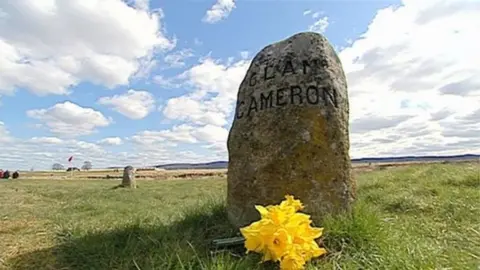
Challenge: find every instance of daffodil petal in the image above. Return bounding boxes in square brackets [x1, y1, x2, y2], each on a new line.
[255, 205, 270, 218]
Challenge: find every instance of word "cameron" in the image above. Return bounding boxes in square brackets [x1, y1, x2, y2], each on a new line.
[235, 84, 338, 119]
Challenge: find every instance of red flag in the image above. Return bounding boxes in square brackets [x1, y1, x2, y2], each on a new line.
[68, 156, 73, 162]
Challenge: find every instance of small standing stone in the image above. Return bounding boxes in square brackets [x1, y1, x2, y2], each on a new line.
[227, 32, 356, 229]
[121, 165, 137, 188]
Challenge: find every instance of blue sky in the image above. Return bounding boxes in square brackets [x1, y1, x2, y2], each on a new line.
[0, 0, 479, 170]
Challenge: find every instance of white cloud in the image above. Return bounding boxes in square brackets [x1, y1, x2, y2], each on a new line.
[163, 96, 228, 127]
[153, 56, 247, 155]
[30, 136, 64, 144]
[125, 0, 150, 10]
[0, 126, 216, 170]
[312, 12, 322, 19]
[132, 57, 158, 79]
[305, 10, 328, 33]
[339, 0, 480, 158]
[129, 123, 228, 154]
[240, 51, 249, 59]
[194, 124, 228, 143]
[0, 130, 111, 170]
[0, 0, 175, 96]
[98, 89, 155, 119]
[153, 75, 182, 89]
[162, 57, 250, 127]
[130, 124, 197, 145]
[309, 16, 329, 33]
[26, 101, 111, 137]
[202, 0, 236, 24]
[0, 121, 12, 143]
[164, 0, 480, 160]
[164, 49, 195, 68]
[98, 137, 123, 146]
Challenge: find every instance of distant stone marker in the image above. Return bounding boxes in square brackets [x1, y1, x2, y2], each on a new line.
[226, 32, 355, 229]
[121, 165, 137, 188]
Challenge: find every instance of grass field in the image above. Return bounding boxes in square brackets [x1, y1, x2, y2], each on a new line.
[1, 163, 479, 270]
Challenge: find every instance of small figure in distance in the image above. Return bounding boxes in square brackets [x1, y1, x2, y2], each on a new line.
[3, 170, 10, 179]
[12, 171, 19, 179]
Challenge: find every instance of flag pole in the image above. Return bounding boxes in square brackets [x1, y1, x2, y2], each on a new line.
[68, 156, 74, 178]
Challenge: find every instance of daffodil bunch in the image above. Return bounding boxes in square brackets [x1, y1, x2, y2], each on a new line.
[240, 195, 327, 270]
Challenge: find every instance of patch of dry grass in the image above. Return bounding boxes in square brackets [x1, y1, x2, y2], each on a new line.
[16, 168, 228, 181]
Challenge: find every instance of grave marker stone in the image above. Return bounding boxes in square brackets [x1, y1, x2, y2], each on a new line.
[121, 165, 136, 188]
[226, 32, 355, 229]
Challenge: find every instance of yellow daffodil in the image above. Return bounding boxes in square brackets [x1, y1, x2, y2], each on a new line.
[280, 195, 304, 212]
[267, 228, 293, 261]
[240, 223, 264, 253]
[280, 253, 306, 270]
[268, 205, 292, 225]
[297, 241, 327, 262]
[296, 223, 324, 241]
[241, 219, 274, 254]
[255, 205, 270, 219]
[240, 195, 327, 270]
[285, 213, 312, 230]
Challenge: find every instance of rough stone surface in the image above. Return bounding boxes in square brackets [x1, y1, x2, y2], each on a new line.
[226, 32, 355, 229]
[122, 165, 136, 188]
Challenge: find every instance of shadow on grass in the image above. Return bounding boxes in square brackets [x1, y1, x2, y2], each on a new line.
[8, 200, 388, 270]
[6, 201, 271, 270]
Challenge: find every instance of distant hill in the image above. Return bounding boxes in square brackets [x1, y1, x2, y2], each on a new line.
[350, 154, 480, 163]
[152, 154, 479, 170]
[155, 161, 228, 170]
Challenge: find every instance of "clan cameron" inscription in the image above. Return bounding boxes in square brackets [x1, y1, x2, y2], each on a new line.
[235, 57, 339, 120]
[235, 84, 338, 119]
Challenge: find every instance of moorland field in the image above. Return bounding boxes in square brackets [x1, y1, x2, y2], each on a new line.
[0, 161, 479, 270]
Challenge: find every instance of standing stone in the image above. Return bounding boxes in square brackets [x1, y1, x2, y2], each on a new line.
[121, 165, 136, 188]
[227, 32, 355, 229]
